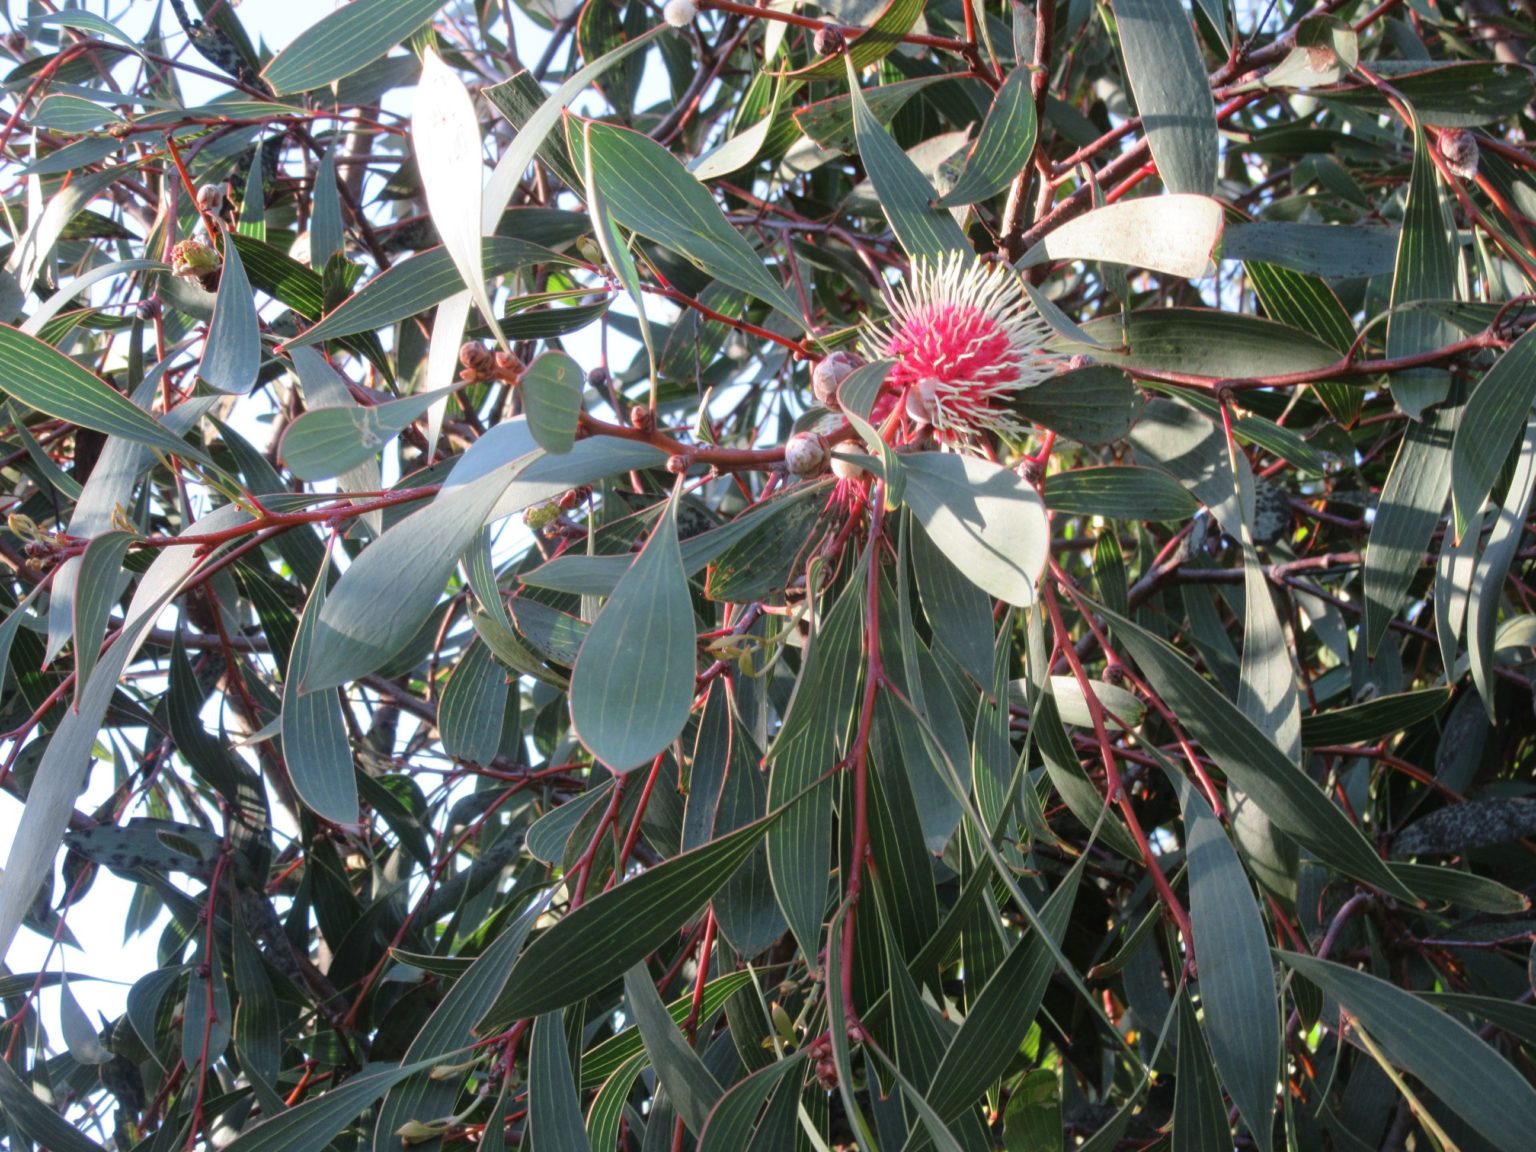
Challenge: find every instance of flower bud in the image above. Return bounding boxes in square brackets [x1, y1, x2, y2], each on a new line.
[196, 184, 225, 214]
[831, 456, 866, 483]
[667, 453, 691, 474]
[459, 341, 494, 376]
[663, 0, 698, 27]
[813, 27, 845, 56]
[905, 378, 939, 425]
[170, 239, 220, 281]
[811, 351, 861, 410]
[784, 432, 829, 477]
[1438, 128, 1479, 181]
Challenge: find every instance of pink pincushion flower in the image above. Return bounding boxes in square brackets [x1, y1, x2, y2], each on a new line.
[864, 252, 1059, 442]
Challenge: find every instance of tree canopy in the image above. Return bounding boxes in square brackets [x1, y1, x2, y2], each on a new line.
[2, 0, 1536, 1149]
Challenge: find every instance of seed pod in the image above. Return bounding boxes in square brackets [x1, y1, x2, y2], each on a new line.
[459, 341, 494, 375]
[785, 432, 829, 477]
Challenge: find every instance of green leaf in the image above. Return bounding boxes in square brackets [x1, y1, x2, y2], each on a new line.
[279, 389, 450, 481]
[1468, 413, 1536, 715]
[586, 1052, 648, 1150]
[1389, 862, 1530, 914]
[1111, 0, 1219, 194]
[415, 49, 503, 346]
[847, 56, 971, 264]
[576, 121, 805, 327]
[1386, 118, 1461, 418]
[222, 1058, 446, 1152]
[0, 1057, 108, 1152]
[283, 559, 356, 825]
[33, 93, 123, 132]
[622, 966, 722, 1135]
[1279, 952, 1536, 1152]
[793, 76, 949, 153]
[791, 0, 926, 79]
[287, 240, 560, 347]
[262, 0, 447, 94]
[580, 972, 754, 1089]
[438, 639, 510, 764]
[478, 803, 798, 1030]
[1452, 325, 1536, 528]
[1164, 763, 1277, 1151]
[199, 227, 262, 394]
[1013, 365, 1140, 445]
[1300, 688, 1451, 746]
[1222, 223, 1397, 278]
[699, 1056, 807, 1151]
[520, 351, 584, 455]
[529, 1011, 594, 1152]
[569, 485, 696, 772]
[902, 452, 1050, 606]
[1329, 62, 1536, 127]
[922, 856, 1084, 1122]
[1019, 195, 1224, 278]
[1173, 993, 1233, 1152]
[1363, 392, 1462, 653]
[1098, 605, 1414, 900]
[1044, 465, 1200, 521]
[0, 324, 207, 463]
[70, 530, 133, 703]
[934, 68, 1038, 208]
[1079, 309, 1338, 378]
[482, 26, 668, 226]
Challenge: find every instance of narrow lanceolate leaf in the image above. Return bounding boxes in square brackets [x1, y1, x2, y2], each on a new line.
[0, 324, 205, 462]
[280, 390, 450, 481]
[934, 67, 1037, 208]
[1280, 953, 1536, 1152]
[569, 486, 696, 772]
[1300, 687, 1451, 746]
[70, 530, 133, 704]
[1164, 766, 1277, 1152]
[847, 56, 970, 263]
[1469, 415, 1536, 715]
[575, 121, 805, 327]
[1386, 117, 1461, 419]
[903, 452, 1050, 606]
[414, 50, 504, 346]
[1173, 993, 1232, 1152]
[301, 420, 538, 691]
[1018, 195, 1224, 278]
[284, 559, 356, 826]
[478, 807, 794, 1030]
[262, 0, 448, 94]
[1097, 605, 1414, 901]
[622, 966, 722, 1135]
[1452, 325, 1536, 528]
[790, 0, 925, 79]
[198, 228, 261, 393]
[0, 1057, 108, 1152]
[1364, 393, 1462, 653]
[1111, 0, 1219, 195]
[1044, 465, 1199, 522]
[923, 856, 1084, 1122]
[519, 351, 584, 455]
[481, 27, 667, 229]
[223, 1059, 446, 1152]
[699, 1056, 806, 1151]
[528, 1011, 593, 1152]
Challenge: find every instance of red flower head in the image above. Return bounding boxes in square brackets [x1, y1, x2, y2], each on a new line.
[864, 252, 1059, 443]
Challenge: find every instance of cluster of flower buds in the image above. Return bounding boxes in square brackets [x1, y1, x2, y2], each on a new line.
[171, 239, 221, 290]
[458, 342, 526, 385]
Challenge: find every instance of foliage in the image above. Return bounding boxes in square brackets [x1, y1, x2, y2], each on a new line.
[3, 0, 1536, 1149]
